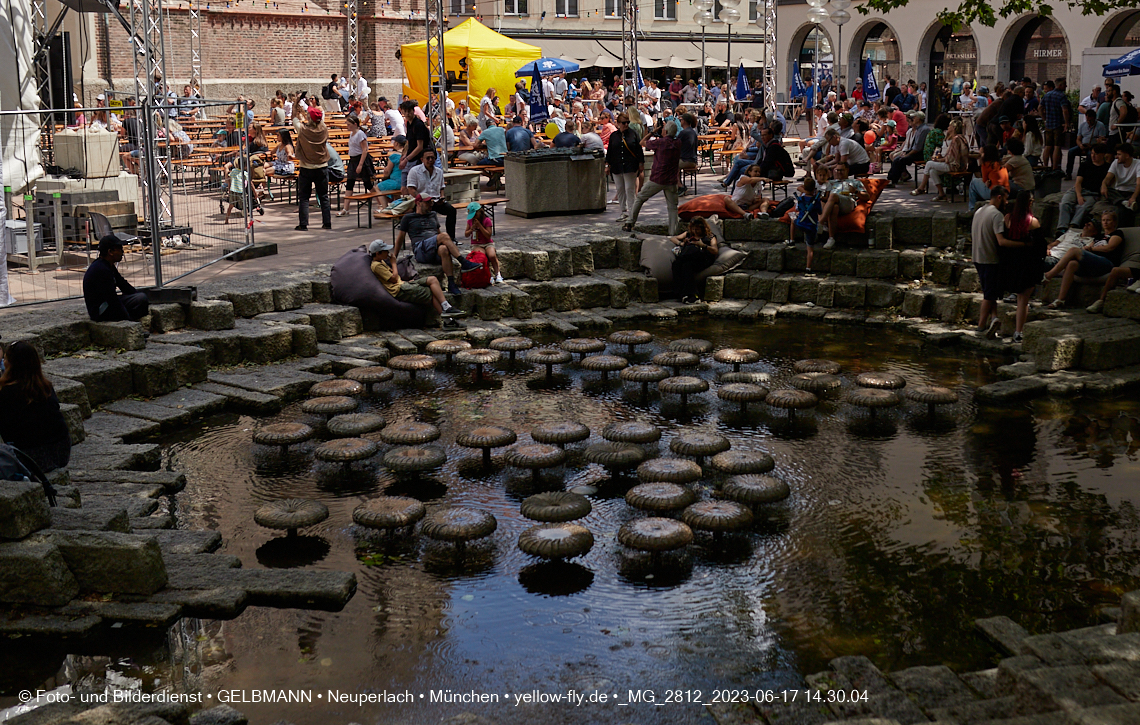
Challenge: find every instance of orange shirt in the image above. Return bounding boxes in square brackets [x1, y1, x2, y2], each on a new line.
[982, 161, 1009, 190]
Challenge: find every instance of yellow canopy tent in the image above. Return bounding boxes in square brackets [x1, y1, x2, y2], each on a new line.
[401, 18, 541, 109]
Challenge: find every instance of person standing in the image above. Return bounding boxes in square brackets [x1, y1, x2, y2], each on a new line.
[623, 119, 682, 235]
[669, 76, 683, 109]
[1040, 78, 1071, 172]
[400, 100, 432, 172]
[998, 190, 1045, 343]
[82, 235, 149, 322]
[605, 112, 643, 222]
[972, 185, 1009, 339]
[478, 87, 499, 130]
[291, 103, 330, 231]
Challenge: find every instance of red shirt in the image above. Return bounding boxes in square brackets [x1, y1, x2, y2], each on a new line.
[646, 136, 681, 186]
[891, 109, 908, 139]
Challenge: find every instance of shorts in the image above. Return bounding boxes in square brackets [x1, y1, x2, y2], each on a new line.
[975, 262, 1003, 302]
[228, 190, 244, 208]
[1043, 128, 1059, 146]
[847, 162, 870, 176]
[413, 235, 441, 265]
[798, 226, 819, 246]
[395, 279, 433, 305]
[834, 195, 856, 215]
[1077, 251, 1114, 278]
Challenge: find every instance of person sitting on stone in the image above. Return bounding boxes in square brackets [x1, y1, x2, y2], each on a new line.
[82, 235, 149, 322]
[0, 341, 71, 473]
[393, 195, 483, 296]
[368, 240, 465, 328]
[819, 162, 869, 249]
[1043, 209, 1126, 310]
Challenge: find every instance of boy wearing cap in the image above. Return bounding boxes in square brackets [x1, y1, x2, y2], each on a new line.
[368, 240, 464, 327]
[291, 100, 331, 231]
[82, 235, 149, 322]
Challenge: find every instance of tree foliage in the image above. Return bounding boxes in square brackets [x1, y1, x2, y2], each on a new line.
[858, 0, 1131, 29]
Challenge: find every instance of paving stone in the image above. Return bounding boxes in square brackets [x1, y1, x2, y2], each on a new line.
[929, 214, 955, 248]
[889, 665, 978, 711]
[206, 365, 327, 400]
[1021, 632, 1094, 667]
[865, 281, 904, 308]
[67, 440, 161, 471]
[856, 250, 900, 279]
[111, 343, 209, 397]
[1082, 365, 1140, 396]
[0, 481, 51, 540]
[164, 566, 356, 611]
[149, 586, 248, 619]
[217, 287, 275, 317]
[997, 656, 1048, 696]
[317, 342, 389, 363]
[188, 299, 236, 330]
[1071, 703, 1140, 725]
[703, 275, 725, 303]
[299, 303, 364, 342]
[961, 669, 1000, 699]
[85, 412, 162, 442]
[901, 290, 932, 317]
[755, 695, 836, 725]
[973, 714, 1079, 724]
[49, 375, 91, 418]
[959, 266, 982, 293]
[1072, 632, 1140, 666]
[831, 656, 896, 695]
[834, 279, 867, 308]
[976, 377, 1049, 404]
[978, 616, 1031, 655]
[283, 323, 319, 357]
[17, 318, 93, 357]
[930, 695, 1024, 722]
[787, 276, 821, 303]
[1120, 591, 1140, 635]
[38, 530, 167, 595]
[704, 702, 761, 725]
[59, 403, 86, 444]
[998, 361, 1040, 379]
[930, 290, 970, 323]
[149, 529, 222, 555]
[88, 320, 147, 351]
[899, 249, 926, 280]
[1079, 324, 1140, 371]
[1012, 664, 1127, 713]
[1104, 290, 1140, 320]
[147, 388, 227, 418]
[1091, 660, 1140, 700]
[69, 469, 187, 493]
[255, 310, 311, 325]
[709, 300, 750, 317]
[149, 303, 186, 333]
[190, 705, 249, 725]
[55, 600, 183, 628]
[831, 250, 858, 276]
[72, 481, 164, 499]
[767, 246, 786, 272]
[42, 356, 133, 407]
[48, 505, 130, 533]
[103, 399, 194, 432]
[0, 612, 100, 636]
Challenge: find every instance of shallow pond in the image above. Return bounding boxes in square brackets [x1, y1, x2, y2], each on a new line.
[5, 319, 1140, 725]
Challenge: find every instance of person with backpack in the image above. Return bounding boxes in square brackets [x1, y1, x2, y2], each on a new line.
[1110, 90, 1137, 145]
[791, 176, 824, 276]
[758, 123, 793, 181]
[368, 240, 465, 329]
[465, 202, 503, 285]
[0, 341, 71, 472]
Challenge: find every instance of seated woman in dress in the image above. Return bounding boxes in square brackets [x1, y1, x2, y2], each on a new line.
[0, 341, 71, 472]
[374, 136, 406, 211]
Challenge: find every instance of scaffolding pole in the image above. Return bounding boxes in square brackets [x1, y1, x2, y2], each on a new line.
[346, 0, 358, 81]
[763, 0, 776, 113]
[189, 0, 202, 90]
[425, 0, 447, 169]
[620, 0, 638, 99]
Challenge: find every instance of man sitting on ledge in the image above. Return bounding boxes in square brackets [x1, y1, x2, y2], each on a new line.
[82, 235, 149, 322]
[394, 195, 483, 296]
[368, 240, 465, 329]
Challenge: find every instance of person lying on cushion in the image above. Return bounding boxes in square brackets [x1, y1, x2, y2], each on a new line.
[368, 240, 466, 329]
[721, 164, 774, 219]
[818, 162, 870, 250]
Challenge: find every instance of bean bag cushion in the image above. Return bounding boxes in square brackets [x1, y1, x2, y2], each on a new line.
[779, 177, 888, 235]
[678, 194, 744, 221]
[330, 246, 428, 330]
[639, 238, 746, 295]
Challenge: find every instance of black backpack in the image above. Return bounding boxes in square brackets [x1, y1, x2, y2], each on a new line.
[1123, 101, 1139, 125]
[321, 83, 334, 101]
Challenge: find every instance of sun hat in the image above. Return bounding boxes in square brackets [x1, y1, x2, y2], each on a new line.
[466, 201, 482, 220]
[368, 240, 393, 254]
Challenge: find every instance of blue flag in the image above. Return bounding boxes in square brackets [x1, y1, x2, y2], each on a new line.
[862, 58, 881, 103]
[735, 63, 748, 103]
[636, 64, 645, 91]
[529, 65, 548, 125]
[791, 61, 807, 99]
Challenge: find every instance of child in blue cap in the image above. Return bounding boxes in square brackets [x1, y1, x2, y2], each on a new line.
[465, 202, 503, 284]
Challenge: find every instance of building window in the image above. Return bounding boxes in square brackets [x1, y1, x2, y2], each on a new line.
[449, 0, 474, 14]
[860, 22, 900, 87]
[1105, 10, 1140, 46]
[555, 0, 578, 16]
[712, 0, 723, 21]
[748, 0, 757, 21]
[605, 0, 623, 17]
[504, 0, 527, 13]
[1010, 17, 1067, 85]
[654, 0, 676, 19]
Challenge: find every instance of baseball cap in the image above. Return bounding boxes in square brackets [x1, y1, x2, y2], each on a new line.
[377, 96, 388, 103]
[368, 240, 393, 254]
[308, 106, 324, 121]
[98, 234, 124, 253]
[466, 201, 482, 220]
[885, 119, 896, 127]
[96, 93, 105, 101]
[998, 115, 1010, 123]
[414, 194, 434, 203]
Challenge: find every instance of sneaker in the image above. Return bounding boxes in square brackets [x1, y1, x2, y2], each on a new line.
[441, 308, 467, 318]
[447, 281, 462, 295]
[494, 273, 504, 284]
[984, 318, 1001, 340]
[1128, 280, 1140, 294]
[1045, 299, 1066, 310]
[803, 269, 815, 277]
[294, 224, 307, 231]
[442, 317, 463, 329]
[616, 213, 628, 222]
[1087, 299, 1105, 314]
[458, 257, 483, 273]
[608, 198, 620, 205]
[757, 212, 770, 219]
[1012, 332, 1024, 343]
[823, 237, 837, 249]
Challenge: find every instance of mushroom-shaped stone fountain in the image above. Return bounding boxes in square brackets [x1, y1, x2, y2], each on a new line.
[846, 388, 902, 418]
[300, 396, 358, 417]
[766, 389, 819, 419]
[625, 482, 697, 513]
[710, 450, 775, 476]
[669, 338, 714, 355]
[421, 506, 497, 555]
[793, 359, 841, 375]
[620, 364, 671, 398]
[518, 523, 594, 560]
[608, 329, 653, 356]
[255, 498, 329, 537]
[380, 421, 441, 446]
[579, 354, 628, 381]
[383, 445, 448, 474]
[652, 351, 700, 377]
[618, 517, 693, 562]
[520, 491, 592, 522]
[387, 354, 437, 381]
[721, 474, 790, 506]
[791, 373, 843, 397]
[252, 422, 314, 452]
[713, 348, 760, 372]
[906, 385, 959, 415]
[527, 347, 573, 381]
[561, 337, 606, 361]
[456, 426, 517, 466]
[314, 437, 378, 469]
[531, 421, 590, 448]
[601, 421, 662, 445]
[670, 432, 731, 466]
[352, 496, 426, 536]
[583, 442, 647, 474]
[454, 348, 501, 381]
[637, 458, 703, 485]
[309, 379, 364, 398]
[425, 339, 472, 365]
[658, 376, 709, 411]
[681, 501, 754, 539]
[327, 413, 386, 438]
[718, 371, 772, 385]
[855, 372, 907, 390]
[344, 365, 394, 394]
[489, 336, 534, 364]
[505, 443, 566, 482]
[717, 383, 769, 413]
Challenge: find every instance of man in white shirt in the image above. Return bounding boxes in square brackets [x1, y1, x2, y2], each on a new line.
[645, 80, 661, 113]
[1102, 142, 1140, 222]
[378, 97, 405, 136]
[1080, 86, 1101, 112]
[542, 77, 556, 104]
[971, 185, 1010, 338]
[403, 147, 457, 242]
[552, 73, 568, 101]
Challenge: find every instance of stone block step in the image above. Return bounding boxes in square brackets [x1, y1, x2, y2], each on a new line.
[42, 357, 133, 407]
[48, 506, 130, 533]
[69, 469, 187, 493]
[1105, 289, 1140, 320]
[87, 320, 147, 351]
[164, 566, 356, 611]
[149, 320, 305, 366]
[191, 382, 285, 415]
[36, 530, 168, 595]
[67, 440, 161, 471]
[85, 412, 162, 442]
[102, 399, 195, 432]
[105, 343, 209, 398]
[206, 363, 329, 400]
[0, 540, 79, 606]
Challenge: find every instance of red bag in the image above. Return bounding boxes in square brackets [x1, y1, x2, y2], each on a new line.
[461, 247, 492, 289]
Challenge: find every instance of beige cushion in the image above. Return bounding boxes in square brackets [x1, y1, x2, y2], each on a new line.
[1120, 227, 1140, 270]
[639, 237, 746, 295]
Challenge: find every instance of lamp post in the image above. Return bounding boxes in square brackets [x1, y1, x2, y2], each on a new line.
[829, 0, 851, 93]
[719, 0, 741, 97]
[694, 1, 713, 96]
[806, 0, 827, 136]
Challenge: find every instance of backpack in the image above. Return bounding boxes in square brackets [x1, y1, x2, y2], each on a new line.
[321, 84, 334, 100]
[460, 248, 491, 289]
[1123, 101, 1139, 125]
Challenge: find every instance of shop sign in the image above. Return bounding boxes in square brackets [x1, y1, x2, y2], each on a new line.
[1033, 48, 1064, 58]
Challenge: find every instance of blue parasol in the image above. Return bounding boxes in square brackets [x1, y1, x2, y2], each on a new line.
[516, 57, 581, 78]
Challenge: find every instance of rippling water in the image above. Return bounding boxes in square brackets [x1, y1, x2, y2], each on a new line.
[6, 319, 1140, 725]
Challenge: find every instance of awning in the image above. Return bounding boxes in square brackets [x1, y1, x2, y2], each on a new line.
[527, 37, 769, 70]
[534, 38, 623, 68]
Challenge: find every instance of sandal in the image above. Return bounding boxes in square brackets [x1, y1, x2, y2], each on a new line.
[910, 189, 927, 196]
[933, 195, 948, 202]
[336, 209, 350, 217]
[1045, 299, 1066, 310]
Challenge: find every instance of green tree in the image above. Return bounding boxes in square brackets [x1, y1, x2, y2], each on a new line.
[859, 0, 1128, 30]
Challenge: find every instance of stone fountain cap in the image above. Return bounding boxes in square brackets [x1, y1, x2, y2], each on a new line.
[791, 372, 842, 395]
[608, 329, 653, 347]
[669, 338, 713, 355]
[906, 385, 959, 405]
[300, 396, 358, 416]
[421, 506, 498, 543]
[561, 338, 606, 355]
[520, 491, 592, 522]
[344, 366, 394, 385]
[583, 442, 647, 469]
[579, 354, 629, 372]
[315, 437, 378, 462]
[718, 371, 772, 385]
[352, 496, 426, 529]
[722, 474, 790, 505]
[309, 379, 365, 398]
[252, 422, 314, 446]
[681, 500, 754, 533]
[670, 432, 731, 458]
[618, 517, 693, 552]
[527, 347, 572, 365]
[388, 354, 438, 372]
[383, 445, 448, 472]
[637, 457, 703, 484]
[456, 426, 518, 450]
[856, 371, 907, 390]
[505, 443, 566, 470]
[426, 339, 472, 355]
[652, 351, 701, 371]
[717, 383, 769, 403]
[713, 348, 760, 366]
[255, 498, 329, 531]
[380, 421, 441, 445]
[658, 376, 709, 395]
[793, 358, 841, 374]
[327, 413, 386, 438]
[620, 364, 671, 384]
[601, 421, 662, 444]
[490, 336, 535, 353]
[455, 348, 501, 365]
[625, 482, 696, 512]
[766, 389, 819, 410]
[518, 523, 594, 559]
[531, 421, 590, 445]
[846, 388, 902, 409]
[710, 450, 775, 475]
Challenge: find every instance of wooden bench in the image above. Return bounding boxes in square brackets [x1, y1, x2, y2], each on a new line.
[343, 192, 383, 228]
[471, 163, 505, 193]
[763, 178, 791, 201]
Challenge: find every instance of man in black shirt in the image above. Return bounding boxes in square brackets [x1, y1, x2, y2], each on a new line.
[82, 236, 149, 322]
[677, 113, 698, 194]
[400, 100, 433, 172]
[884, 79, 901, 107]
[1056, 143, 1110, 236]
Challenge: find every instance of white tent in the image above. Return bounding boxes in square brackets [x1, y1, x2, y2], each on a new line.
[0, 0, 44, 195]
